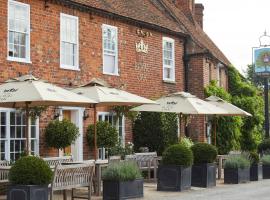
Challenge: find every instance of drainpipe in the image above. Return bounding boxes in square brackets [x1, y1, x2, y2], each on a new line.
[183, 37, 189, 92]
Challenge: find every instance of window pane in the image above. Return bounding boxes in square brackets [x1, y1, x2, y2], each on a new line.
[31, 126, 36, 138]
[10, 112, 15, 125]
[1, 112, 6, 125]
[1, 126, 6, 138]
[10, 126, 15, 138]
[104, 54, 115, 74]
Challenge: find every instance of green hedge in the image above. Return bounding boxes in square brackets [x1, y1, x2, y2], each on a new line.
[9, 156, 53, 185]
[224, 155, 250, 169]
[133, 112, 178, 155]
[191, 143, 217, 164]
[162, 144, 193, 167]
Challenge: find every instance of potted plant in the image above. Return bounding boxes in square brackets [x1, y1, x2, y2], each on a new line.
[45, 119, 79, 154]
[224, 154, 250, 184]
[249, 152, 262, 181]
[102, 161, 143, 200]
[261, 155, 270, 179]
[191, 143, 217, 188]
[7, 156, 53, 200]
[157, 144, 193, 191]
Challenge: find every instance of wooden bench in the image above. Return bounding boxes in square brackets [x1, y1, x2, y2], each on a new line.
[0, 161, 10, 183]
[50, 163, 95, 200]
[126, 152, 158, 180]
[43, 156, 73, 167]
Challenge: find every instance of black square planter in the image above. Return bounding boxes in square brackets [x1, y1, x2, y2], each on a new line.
[157, 165, 191, 191]
[191, 163, 216, 188]
[224, 168, 250, 184]
[103, 178, 144, 200]
[250, 164, 262, 181]
[262, 164, 270, 179]
[7, 185, 48, 200]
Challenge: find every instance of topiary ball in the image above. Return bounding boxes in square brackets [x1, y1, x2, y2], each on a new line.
[191, 143, 217, 164]
[162, 144, 193, 167]
[9, 156, 53, 185]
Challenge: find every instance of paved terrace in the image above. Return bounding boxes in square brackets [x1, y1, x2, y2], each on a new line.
[1, 179, 270, 200]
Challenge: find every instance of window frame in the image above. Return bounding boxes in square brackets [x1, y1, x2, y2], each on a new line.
[102, 24, 119, 76]
[0, 109, 39, 161]
[162, 37, 175, 82]
[7, 0, 31, 63]
[60, 13, 79, 71]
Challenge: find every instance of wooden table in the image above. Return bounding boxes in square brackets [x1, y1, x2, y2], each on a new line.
[94, 159, 108, 196]
[217, 155, 228, 179]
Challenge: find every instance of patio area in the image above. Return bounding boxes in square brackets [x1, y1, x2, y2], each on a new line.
[1, 179, 270, 200]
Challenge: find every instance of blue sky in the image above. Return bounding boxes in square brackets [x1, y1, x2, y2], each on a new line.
[196, 0, 270, 75]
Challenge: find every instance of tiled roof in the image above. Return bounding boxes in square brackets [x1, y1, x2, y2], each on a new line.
[161, 0, 230, 65]
[69, 0, 186, 34]
[64, 0, 230, 65]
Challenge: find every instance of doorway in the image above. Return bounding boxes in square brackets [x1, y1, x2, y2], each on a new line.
[59, 107, 84, 161]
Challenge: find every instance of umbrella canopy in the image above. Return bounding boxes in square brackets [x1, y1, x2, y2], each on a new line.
[205, 96, 252, 116]
[131, 92, 226, 115]
[0, 74, 97, 155]
[72, 85, 156, 106]
[72, 79, 156, 159]
[0, 75, 97, 108]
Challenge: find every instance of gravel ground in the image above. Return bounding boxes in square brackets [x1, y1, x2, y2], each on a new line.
[2, 179, 270, 200]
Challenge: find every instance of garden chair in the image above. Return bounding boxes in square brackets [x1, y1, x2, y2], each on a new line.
[43, 156, 73, 166]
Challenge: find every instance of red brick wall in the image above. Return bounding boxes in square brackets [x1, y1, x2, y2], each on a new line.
[0, 0, 185, 159]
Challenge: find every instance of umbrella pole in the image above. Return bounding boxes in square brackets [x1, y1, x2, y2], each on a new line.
[25, 102, 30, 155]
[178, 113, 182, 140]
[214, 116, 217, 146]
[93, 104, 97, 160]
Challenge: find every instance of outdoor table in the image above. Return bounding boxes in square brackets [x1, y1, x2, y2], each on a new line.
[94, 159, 108, 196]
[217, 155, 228, 179]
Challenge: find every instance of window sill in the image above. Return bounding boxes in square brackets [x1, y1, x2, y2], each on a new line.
[163, 80, 176, 84]
[103, 72, 120, 76]
[7, 57, 32, 64]
[60, 65, 80, 71]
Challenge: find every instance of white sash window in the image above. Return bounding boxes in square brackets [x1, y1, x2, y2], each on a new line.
[163, 37, 175, 82]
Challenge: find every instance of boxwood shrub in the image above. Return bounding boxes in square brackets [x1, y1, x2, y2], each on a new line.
[102, 161, 142, 181]
[9, 156, 53, 185]
[162, 144, 193, 167]
[191, 143, 217, 164]
[224, 155, 250, 169]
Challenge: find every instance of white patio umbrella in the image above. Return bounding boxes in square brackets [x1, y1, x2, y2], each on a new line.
[131, 92, 228, 137]
[205, 95, 252, 145]
[0, 75, 97, 154]
[72, 79, 156, 159]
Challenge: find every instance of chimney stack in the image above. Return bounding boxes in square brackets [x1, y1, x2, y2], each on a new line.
[195, 3, 204, 28]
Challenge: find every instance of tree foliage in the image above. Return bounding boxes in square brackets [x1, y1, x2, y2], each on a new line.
[45, 119, 79, 151]
[133, 112, 178, 155]
[87, 121, 118, 149]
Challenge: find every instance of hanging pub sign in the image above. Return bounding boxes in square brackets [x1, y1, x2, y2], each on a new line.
[253, 47, 270, 76]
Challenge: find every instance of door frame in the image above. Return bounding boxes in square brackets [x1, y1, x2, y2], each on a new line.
[59, 106, 84, 161]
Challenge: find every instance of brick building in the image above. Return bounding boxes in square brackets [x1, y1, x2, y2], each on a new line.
[0, 0, 229, 161]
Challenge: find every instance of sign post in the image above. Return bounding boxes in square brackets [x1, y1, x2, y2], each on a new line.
[253, 32, 270, 137]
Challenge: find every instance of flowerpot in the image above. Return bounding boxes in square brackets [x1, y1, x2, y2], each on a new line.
[250, 164, 262, 181]
[191, 163, 216, 188]
[103, 178, 143, 200]
[262, 164, 270, 179]
[157, 165, 191, 191]
[224, 168, 250, 184]
[7, 185, 48, 200]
